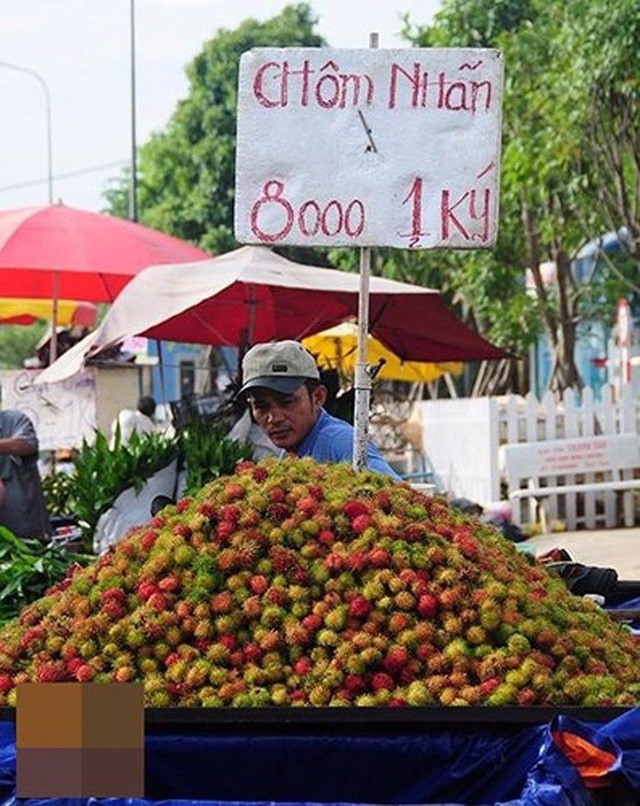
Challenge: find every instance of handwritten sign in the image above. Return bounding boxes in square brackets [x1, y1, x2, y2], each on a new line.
[235, 48, 503, 249]
[1, 368, 97, 451]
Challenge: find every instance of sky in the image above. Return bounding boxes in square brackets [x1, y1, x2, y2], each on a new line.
[0, 0, 441, 214]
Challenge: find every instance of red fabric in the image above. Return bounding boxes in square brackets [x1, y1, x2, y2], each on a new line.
[0, 205, 210, 302]
[144, 286, 506, 362]
[0, 314, 36, 325]
[141, 275, 507, 362]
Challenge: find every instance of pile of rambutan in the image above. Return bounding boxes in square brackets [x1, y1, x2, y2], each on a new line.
[0, 457, 637, 708]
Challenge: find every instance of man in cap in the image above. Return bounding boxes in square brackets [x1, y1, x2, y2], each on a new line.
[238, 340, 400, 479]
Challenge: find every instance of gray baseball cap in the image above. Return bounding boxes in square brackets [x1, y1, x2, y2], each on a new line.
[239, 340, 320, 395]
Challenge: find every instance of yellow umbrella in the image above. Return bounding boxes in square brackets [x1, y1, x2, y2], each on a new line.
[303, 322, 463, 384]
[0, 298, 97, 327]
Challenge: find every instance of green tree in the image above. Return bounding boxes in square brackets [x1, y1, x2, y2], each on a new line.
[0, 322, 47, 370]
[401, 0, 640, 393]
[104, 4, 325, 256]
[559, 0, 640, 275]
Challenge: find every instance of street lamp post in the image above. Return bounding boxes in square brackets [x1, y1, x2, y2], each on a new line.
[0, 60, 54, 204]
[129, 0, 138, 223]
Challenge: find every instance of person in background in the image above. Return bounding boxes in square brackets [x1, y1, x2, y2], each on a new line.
[238, 340, 400, 480]
[0, 410, 52, 539]
[110, 395, 159, 447]
[228, 407, 280, 461]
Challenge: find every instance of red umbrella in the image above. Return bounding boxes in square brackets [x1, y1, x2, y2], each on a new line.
[0, 204, 210, 359]
[0, 205, 210, 301]
[38, 246, 509, 385]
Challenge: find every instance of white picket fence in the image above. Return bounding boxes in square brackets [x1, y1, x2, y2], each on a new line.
[418, 385, 640, 530]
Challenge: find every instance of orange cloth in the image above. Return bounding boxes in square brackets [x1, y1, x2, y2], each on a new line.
[552, 730, 617, 789]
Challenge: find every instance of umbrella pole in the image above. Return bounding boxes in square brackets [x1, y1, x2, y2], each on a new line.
[46, 272, 60, 474]
[352, 245, 372, 471]
[50, 272, 59, 364]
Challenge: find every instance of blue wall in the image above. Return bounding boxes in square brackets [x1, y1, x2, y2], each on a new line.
[146, 341, 239, 404]
[530, 229, 633, 397]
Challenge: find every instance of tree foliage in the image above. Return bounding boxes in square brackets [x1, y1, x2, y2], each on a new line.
[104, 4, 324, 255]
[401, 0, 640, 393]
[0, 322, 46, 370]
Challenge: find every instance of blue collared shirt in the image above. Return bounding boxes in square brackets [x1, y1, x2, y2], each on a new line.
[290, 409, 401, 480]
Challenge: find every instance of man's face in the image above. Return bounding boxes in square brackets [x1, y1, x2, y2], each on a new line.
[248, 384, 326, 451]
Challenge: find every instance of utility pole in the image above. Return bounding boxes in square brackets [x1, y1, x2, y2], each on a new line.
[129, 0, 138, 222]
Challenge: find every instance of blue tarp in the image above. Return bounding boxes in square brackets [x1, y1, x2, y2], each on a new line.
[0, 709, 638, 805]
[607, 597, 640, 636]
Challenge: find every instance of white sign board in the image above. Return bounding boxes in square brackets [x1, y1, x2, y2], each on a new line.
[235, 48, 503, 249]
[1, 368, 97, 451]
[500, 434, 639, 479]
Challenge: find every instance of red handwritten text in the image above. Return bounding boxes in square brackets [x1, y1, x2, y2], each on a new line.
[441, 187, 491, 242]
[253, 59, 374, 109]
[399, 177, 493, 246]
[388, 63, 492, 112]
[250, 180, 366, 243]
[400, 177, 430, 247]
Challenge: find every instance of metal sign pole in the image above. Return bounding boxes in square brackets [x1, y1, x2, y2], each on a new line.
[353, 245, 372, 470]
[352, 32, 379, 471]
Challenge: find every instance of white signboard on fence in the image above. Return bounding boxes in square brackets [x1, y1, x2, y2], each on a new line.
[1, 367, 97, 451]
[235, 47, 503, 249]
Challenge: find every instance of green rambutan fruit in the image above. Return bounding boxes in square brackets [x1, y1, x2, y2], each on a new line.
[403, 680, 433, 705]
[138, 657, 159, 675]
[324, 605, 348, 631]
[354, 693, 377, 707]
[345, 654, 368, 675]
[215, 614, 240, 634]
[147, 689, 171, 707]
[486, 683, 518, 705]
[262, 663, 285, 684]
[505, 668, 529, 688]
[317, 628, 340, 647]
[531, 671, 553, 694]
[557, 655, 582, 675]
[479, 602, 502, 631]
[507, 633, 531, 655]
[493, 623, 515, 644]
[79, 639, 97, 659]
[44, 635, 65, 655]
[125, 627, 145, 649]
[270, 685, 290, 706]
[260, 604, 285, 628]
[443, 637, 470, 660]
[559, 675, 588, 704]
